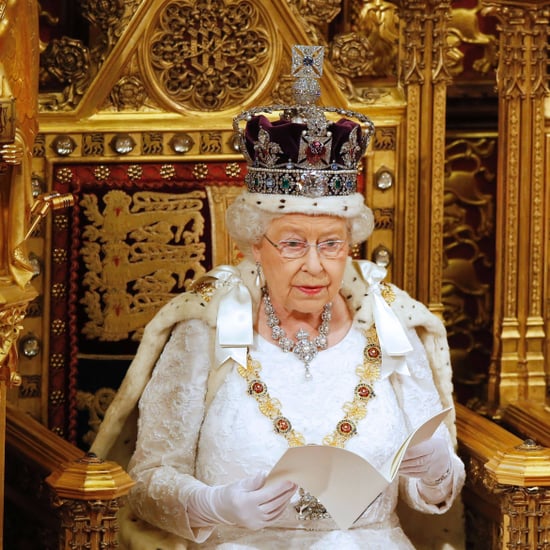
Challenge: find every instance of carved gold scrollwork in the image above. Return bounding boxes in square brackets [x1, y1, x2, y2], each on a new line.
[109, 75, 148, 111]
[399, 0, 454, 85]
[431, 0, 453, 84]
[483, 4, 550, 101]
[443, 137, 496, 400]
[490, 486, 550, 549]
[47, 453, 134, 550]
[80, 0, 130, 56]
[291, 0, 342, 26]
[76, 388, 116, 446]
[330, 33, 375, 79]
[328, 0, 399, 83]
[447, 5, 498, 77]
[142, 0, 271, 112]
[206, 185, 245, 266]
[0, 306, 24, 358]
[40, 0, 141, 110]
[40, 37, 91, 111]
[51, 498, 121, 549]
[460, 455, 502, 548]
[271, 74, 295, 105]
[0, 299, 32, 387]
[483, 441, 550, 548]
[400, 1, 426, 86]
[355, 0, 399, 77]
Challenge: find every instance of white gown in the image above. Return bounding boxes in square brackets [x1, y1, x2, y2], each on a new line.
[127, 317, 464, 549]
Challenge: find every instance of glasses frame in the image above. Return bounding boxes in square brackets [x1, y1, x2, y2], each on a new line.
[263, 234, 348, 259]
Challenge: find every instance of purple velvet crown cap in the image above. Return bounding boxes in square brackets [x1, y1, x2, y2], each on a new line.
[244, 114, 366, 169]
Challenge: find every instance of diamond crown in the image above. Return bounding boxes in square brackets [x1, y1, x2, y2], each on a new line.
[233, 45, 375, 199]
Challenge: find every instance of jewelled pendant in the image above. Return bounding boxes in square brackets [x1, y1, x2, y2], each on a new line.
[294, 329, 318, 380]
[295, 488, 330, 521]
[262, 287, 332, 381]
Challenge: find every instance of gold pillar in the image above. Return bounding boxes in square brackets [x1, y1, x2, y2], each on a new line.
[482, 0, 550, 407]
[0, 3, 41, 544]
[400, 0, 452, 312]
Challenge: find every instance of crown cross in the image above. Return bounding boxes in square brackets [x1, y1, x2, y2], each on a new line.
[291, 45, 324, 79]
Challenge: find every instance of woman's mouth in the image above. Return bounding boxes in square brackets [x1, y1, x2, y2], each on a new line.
[296, 285, 325, 295]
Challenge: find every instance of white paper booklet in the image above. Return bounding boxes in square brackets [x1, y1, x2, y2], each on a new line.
[265, 407, 452, 530]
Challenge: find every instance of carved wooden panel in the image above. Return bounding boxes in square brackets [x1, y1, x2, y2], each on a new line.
[443, 134, 498, 405]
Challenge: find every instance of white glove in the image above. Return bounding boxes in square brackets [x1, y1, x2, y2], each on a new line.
[187, 473, 297, 530]
[399, 436, 452, 485]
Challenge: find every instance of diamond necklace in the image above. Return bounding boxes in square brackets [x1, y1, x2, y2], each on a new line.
[262, 286, 332, 380]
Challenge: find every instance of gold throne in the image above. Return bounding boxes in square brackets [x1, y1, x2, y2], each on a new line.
[1, 1, 550, 549]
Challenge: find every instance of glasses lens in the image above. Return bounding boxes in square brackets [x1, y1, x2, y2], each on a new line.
[318, 240, 345, 258]
[280, 241, 308, 258]
[277, 240, 346, 258]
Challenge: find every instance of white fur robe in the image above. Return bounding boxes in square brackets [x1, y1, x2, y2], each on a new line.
[90, 258, 465, 549]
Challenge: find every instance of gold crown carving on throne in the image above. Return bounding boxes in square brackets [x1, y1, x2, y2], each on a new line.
[233, 45, 375, 199]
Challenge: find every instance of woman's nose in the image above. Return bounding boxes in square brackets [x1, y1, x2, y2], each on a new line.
[301, 245, 324, 273]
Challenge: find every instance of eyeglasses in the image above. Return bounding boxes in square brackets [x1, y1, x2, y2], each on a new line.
[263, 234, 348, 259]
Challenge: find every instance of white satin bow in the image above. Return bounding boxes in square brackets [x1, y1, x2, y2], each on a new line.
[356, 261, 413, 379]
[209, 261, 412, 377]
[208, 266, 253, 368]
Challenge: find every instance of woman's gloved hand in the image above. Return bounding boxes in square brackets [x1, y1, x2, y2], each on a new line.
[188, 472, 297, 530]
[399, 436, 452, 485]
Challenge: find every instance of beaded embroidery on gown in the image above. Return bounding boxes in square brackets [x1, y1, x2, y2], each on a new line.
[127, 318, 464, 549]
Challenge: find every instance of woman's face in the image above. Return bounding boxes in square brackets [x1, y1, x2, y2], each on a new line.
[252, 214, 349, 317]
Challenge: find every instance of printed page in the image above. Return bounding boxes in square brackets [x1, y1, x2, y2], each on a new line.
[265, 407, 452, 530]
[265, 444, 388, 530]
[384, 407, 452, 480]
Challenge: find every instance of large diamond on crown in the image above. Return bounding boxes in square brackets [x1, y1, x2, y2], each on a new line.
[298, 171, 329, 197]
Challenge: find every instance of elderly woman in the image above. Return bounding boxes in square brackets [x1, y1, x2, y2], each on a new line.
[91, 46, 464, 549]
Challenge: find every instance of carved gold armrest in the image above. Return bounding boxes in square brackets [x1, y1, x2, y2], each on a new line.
[7, 404, 134, 549]
[456, 402, 550, 550]
[46, 453, 134, 550]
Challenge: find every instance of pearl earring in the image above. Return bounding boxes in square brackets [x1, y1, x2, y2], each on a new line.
[255, 262, 264, 287]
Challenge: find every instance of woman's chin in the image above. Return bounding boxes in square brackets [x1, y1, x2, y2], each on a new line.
[287, 292, 331, 314]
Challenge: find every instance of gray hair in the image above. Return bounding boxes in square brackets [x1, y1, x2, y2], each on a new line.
[226, 195, 375, 258]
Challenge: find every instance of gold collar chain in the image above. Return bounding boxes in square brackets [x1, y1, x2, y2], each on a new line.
[237, 325, 382, 449]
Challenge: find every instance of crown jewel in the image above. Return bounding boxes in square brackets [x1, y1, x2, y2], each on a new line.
[233, 45, 375, 199]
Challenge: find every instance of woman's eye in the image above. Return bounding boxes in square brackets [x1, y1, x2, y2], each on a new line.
[283, 240, 306, 248]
